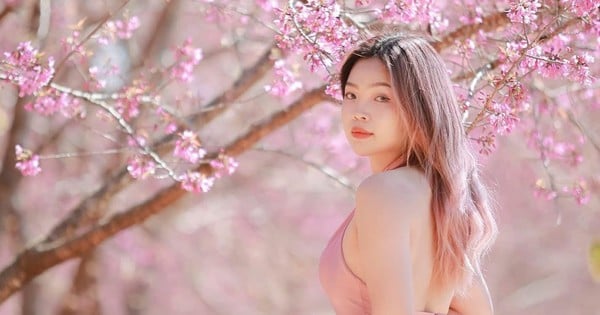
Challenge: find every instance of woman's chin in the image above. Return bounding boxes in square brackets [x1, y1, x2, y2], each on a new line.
[349, 146, 373, 157]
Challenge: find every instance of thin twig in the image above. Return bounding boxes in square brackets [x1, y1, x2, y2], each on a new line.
[51, 0, 132, 82]
[253, 147, 355, 191]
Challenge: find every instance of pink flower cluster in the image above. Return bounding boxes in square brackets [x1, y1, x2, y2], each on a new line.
[325, 78, 342, 101]
[507, 0, 542, 25]
[127, 134, 148, 148]
[504, 78, 530, 112]
[14, 145, 41, 176]
[265, 60, 303, 97]
[115, 82, 147, 121]
[2, 42, 55, 97]
[487, 101, 519, 135]
[156, 107, 178, 135]
[174, 130, 207, 164]
[528, 132, 583, 167]
[274, 0, 359, 73]
[380, 0, 448, 32]
[562, 0, 598, 17]
[106, 16, 140, 40]
[87, 66, 108, 91]
[179, 172, 215, 193]
[61, 31, 89, 62]
[209, 153, 238, 178]
[569, 53, 595, 86]
[126, 155, 156, 179]
[458, 5, 484, 25]
[502, 37, 595, 86]
[170, 38, 203, 83]
[533, 178, 590, 205]
[569, 179, 590, 205]
[473, 131, 497, 155]
[24, 90, 82, 118]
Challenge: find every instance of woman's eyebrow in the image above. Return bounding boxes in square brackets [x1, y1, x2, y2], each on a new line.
[346, 81, 391, 88]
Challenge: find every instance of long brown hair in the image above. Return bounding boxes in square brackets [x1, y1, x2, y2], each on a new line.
[340, 32, 498, 294]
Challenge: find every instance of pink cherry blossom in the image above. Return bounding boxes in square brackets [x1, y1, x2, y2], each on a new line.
[570, 179, 591, 205]
[209, 154, 239, 178]
[87, 66, 107, 90]
[562, 0, 598, 17]
[106, 16, 140, 40]
[568, 53, 595, 86]
[507, 0, 542, 24]
[533, 180, 558, 201]
[459, 6, 484, 25]
[60, 31, 88, 60]
[265, 60, 303, 97]
[474, 131, 497, 155]
[24, 90, 82, 118]
[380, 0, 448, 32]
[538, 54, 568, 79]
[126, 155, 156, 179]
[2, 41, 55, 97]
[179, 172, 215, 193]
[324, 79, 342, 101]
[487, 101, 519, 135]
[165, 122, 178, 134]
[507, 81, 530, 112]
[174, 130, 206, 164]
[14, 145, 41, 176]
[115, 97, 141, 121]
[274, 0, 359, 73]
[527, 131, 584, 166]
[127, 134, 148, 148]
[170, 38, 203, 83]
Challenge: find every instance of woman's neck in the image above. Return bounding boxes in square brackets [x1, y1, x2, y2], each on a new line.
[369, 153, 407, 173]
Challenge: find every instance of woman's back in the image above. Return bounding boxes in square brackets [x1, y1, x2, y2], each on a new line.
[340, 167, 454, 314]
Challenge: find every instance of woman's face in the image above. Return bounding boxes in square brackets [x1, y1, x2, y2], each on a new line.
[341, 58, 408, 160]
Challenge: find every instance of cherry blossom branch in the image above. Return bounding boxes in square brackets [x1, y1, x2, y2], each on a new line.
[466, 16, 584, 133]
[205, 1, 281, 34]
[50, 0, 131, 81]
[187, 45, 276, 125]
[49, 82, 190, 130]
[0, 87, 329, 303]
[286, 0, 335, 62]
[253, 147, 355, 191]
[37, 43, 278, 246]
[432, 11, 510, 51]
[566, 111, 600, 155]
[452, 14, 583, 83]
[83, 96, 179, 180]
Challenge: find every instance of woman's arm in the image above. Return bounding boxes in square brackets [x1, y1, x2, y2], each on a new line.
[354, 169, 431, 315]
[447, 271, 494, 315]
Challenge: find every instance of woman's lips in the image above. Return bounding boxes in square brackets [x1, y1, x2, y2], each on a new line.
[350, 127, 373, 139]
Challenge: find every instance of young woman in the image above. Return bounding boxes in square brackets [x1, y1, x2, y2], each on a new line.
[318, 32, 498, 315]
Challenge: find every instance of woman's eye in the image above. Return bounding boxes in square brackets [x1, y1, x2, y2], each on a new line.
[344, 92, 356, 100]
[375, 95, 391, 102]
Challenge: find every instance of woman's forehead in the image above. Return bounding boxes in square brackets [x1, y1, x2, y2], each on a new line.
[346, 58, 391, 87]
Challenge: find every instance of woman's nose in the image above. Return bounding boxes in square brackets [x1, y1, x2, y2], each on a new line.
[353, 112, 369, 121]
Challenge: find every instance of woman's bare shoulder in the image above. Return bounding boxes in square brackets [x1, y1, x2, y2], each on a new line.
[355, 166, 431, 219]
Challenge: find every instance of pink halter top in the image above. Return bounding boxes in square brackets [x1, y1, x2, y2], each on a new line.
[318, 157, 445, 315]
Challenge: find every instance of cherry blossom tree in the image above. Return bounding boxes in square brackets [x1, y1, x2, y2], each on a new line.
[0, 0, 598, 314]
